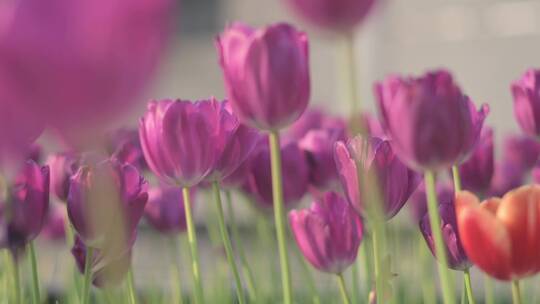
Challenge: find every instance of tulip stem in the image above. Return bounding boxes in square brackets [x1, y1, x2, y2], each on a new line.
[10, 251, 21, 304]
[452, 165, 462, 192]
[82, 246, 94, 304]
[225, 191, 258, 302]
[336, 273, 351, 304]
[182, 187, 204, 304]
[212, 182, 246, 304]
[512, 280, 522, 304]
[29, 242, 40, 304]
[127, 268, 137, 304]
[463, 268, 476, 304]
[268, 131, 293, 304]
[483, 275, 495, 304]
[425, 171, 456, 304]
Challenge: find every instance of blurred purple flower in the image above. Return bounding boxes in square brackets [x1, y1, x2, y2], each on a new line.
[41, 203, 67, 241]
[285, 108, 347, 142]
[502, 134, 540, 172]
[107, 128, 147, 170]
[46, 152, 80, 202]
[511, 69, 540, 136]
[458, 127, 494, 194]
[144, 186, 194, 235]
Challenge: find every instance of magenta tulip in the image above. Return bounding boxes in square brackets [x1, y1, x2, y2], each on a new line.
[41, 204, 67, 241]
[502, 134, 540, 172]
[46, 152, 80, 202]
[458, 127, 494, 194]
[512, 68, 540, 137]
[285, 109, 347, 143]
[289, 191, 363, 273]
[144, 186, 194, 234]
[107, 128, 147, 170]
[216, 22, 310, 130]
[375, 70, 489, 170]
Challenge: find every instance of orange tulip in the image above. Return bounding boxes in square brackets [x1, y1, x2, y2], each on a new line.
[456, 185, 540, 280]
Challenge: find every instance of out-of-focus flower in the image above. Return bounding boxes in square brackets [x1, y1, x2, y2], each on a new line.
[409, 183, 454, 223]
[502, 134, 540, 172]
[285, 108, 347, 142]
[334, 136, 420, 219]
[458, 127, 494, 194]
[375, 70, 489, 171]
[139, 99, 230, 187]
[419, 187, 471, 270]
[488, 161, 525, 198]
[357, 113, 386, 138]
[72, 235, 133, 287]
[511, 69, 540, 137]
[533, 160, 540, 183]
[144, 186, 194, 234]
[27, 144, 42, 163]
[107, 128, 146, 170]
[67, 159, 148, 247]
[41, 204, 67, 241]
[46, 152, 80, 202]
[456, 186, 540, 280]
[0, 161, 49, 253]
[289, 191, 363, 273]
[243, 140, 310, 209]
[283, 0, 376, 32]
[216, 22, 310, 130]
[0, 0, 174, 141]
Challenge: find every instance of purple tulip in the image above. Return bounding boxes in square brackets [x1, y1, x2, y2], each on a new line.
[216, 22, 310, 130]
[458, 127, 494, 194]
[334, 136, 421, 219]
[285, 108, 347, 142]
[243, 140, 310, 209]
[144, 186, 194, 234]
[502, 134, 540, 172]
[72, 235, 133, 287]
[511, 69, 540, 136]
[27, 144, 43, 163]
[289, 191, 363, 273]
[418, 186, 471, 270]
[107, 128, 147, 170]
[67, 159, 148, 246]
[0, 0, 174, 140]
[284, 0, 376, 31]
[533, 160, 540, 183]
[375, 70, 489, 171]
[488, 161, 525, 198]
[0, 161, 49, 252]
[46, 152, 80, 201]
[41, 204, 67, 241]
[409, 183, 453, 223]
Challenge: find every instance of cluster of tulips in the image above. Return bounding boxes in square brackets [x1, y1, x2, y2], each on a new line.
[2, 0, 540, 304]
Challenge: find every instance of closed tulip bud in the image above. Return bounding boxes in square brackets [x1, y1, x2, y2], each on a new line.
[334, 136, 421, 219]
[458, 127, 494, 194]
[107, 128, 147, 170]
[216, 22, 310, 130]
[418, 186, 471, 270]
[284, 0, 376, 32]
[0, 161, 49, 252]
[289, 191, 363, 273]
[67, 159, 148, 247]
[144, 186, 194, 234]
[512, 69, 540, 137]
[456, 186, 540, 280]
[46, 152, 80, 201]
[375, 70, 489, 171]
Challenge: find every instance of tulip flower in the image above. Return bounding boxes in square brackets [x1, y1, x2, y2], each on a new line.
[46, 152, 80, 202]
[0, 0, 174, 142]
[502, 134, 540, 172]
[375, 70, 489, 171]
[107, 128, 147, 170]
[41, 204, 67, 241]
[144, 186, 192, 234]
[283, 0, 376, 32]
[216, 22, 310, 131]
[285, 108, 347, 142]
[456, 186, 540, 281]
[458, 127, 494, 195]
[334, 136, 420, 219]
[512, 68, 540, 137]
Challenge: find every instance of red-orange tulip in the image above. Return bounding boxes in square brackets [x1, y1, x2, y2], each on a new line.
[456, 185, 540, 280]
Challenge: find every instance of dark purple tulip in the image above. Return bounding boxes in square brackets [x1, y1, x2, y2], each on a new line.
[216, 22, 310, 130]
[46, 152, 80, 201]
[502, 134, 540, 172]
[289, 191, 363, 274]
[458, 127, 494, 194]
[533, 160, 540, 183]
[334, 136, 421, 219]
[409, 183, 454, 223]
[285, 108, 347, 142]
[418, 186, 471, 270]
[0, 161, 49, 252]
[243, 140, 310, 209]
[488, 161, 525, 198]
[375, 70, 489, 171]
[67, 159, 148, 246]
[107, 128, 147, 170]
[41, 204, 66, 241]
[0, 0, 174, 140]
[144, 186, 194, 234]
[139, 98, 224, 187]
[511, 69, 540, 136]
[72, 235, 133, 287]
[284, 0, 376, 32]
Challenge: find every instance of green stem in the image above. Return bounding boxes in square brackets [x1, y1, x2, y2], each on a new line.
[463, 268, 475, 304]
[512, 280, 522, 304]
[337, 273, 351, 304]
[212, 182, 246, 304]
[168, 237, 184, 304]
[225, 191, 258, 302]
[360, 236, 373, 299]
[81, 247, 94, 304]
[29, 242, 40, 304]
[483, 275, 494, 304]
[268, 131, 293, 304]
[424, 171, 456, 304]
[371, 221, 385, 303]
[351, 257, 360, 304]
[127, 268, 137, 304]
[11, 252, 21, 304]
[182, 187, 204, 304]
[452, 165, 462, 192]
